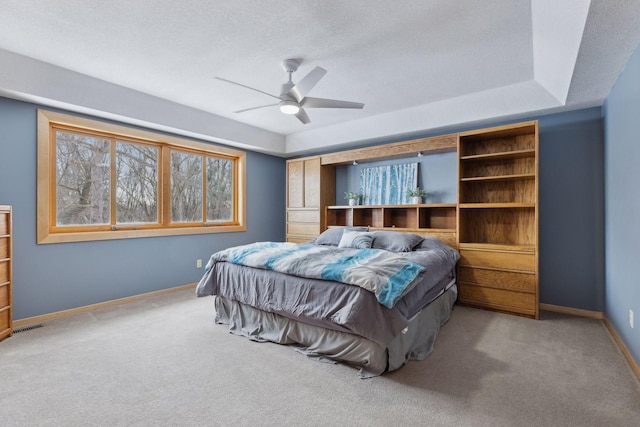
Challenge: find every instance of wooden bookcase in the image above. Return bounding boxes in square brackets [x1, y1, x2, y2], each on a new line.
[286, 156, 335, 243]
[457, 122, 539, 318]
[0, 205, 12, 340]
[326, 204, 457, 247]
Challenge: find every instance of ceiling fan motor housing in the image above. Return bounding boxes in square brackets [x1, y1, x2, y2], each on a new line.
[281, 58, 301, 73]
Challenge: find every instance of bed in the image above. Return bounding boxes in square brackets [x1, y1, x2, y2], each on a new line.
[196, 228, 460, 377]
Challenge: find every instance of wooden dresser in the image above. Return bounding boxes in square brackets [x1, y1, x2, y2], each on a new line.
[456, 122, 539, 319]
[286, 156, 335, 243]
[0, 205, 12, 340]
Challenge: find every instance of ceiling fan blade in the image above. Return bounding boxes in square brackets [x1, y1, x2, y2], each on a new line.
[295, 108, 311, 124]
[215, 77, 280, 100]
[233, 103, 279, 113]
[288, 66, 327, 102]
[301, 97, 364, 109]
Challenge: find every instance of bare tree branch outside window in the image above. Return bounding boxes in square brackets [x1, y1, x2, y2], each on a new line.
[206, 158, 233, 222]
[115, 141, 158, 224]
[171, 151, 202, 222]
[56, 131, 110, 226]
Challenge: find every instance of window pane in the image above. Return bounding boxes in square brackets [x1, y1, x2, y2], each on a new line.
[115, 141, 158, 224]
[55, 131, 110, 226]
[206, 157, 233, 222]
[171, 151, 202, 222]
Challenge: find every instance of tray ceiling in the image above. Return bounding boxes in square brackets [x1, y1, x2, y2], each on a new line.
[0, 0, 639, 155]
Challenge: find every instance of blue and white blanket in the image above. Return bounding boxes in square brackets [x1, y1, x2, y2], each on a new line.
[203, 242, 425, 308]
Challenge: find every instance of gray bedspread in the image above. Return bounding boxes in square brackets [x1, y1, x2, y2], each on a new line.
[196, 240, 459, 346]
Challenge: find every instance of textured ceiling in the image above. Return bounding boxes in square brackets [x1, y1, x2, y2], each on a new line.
[0, 0, 639, 156]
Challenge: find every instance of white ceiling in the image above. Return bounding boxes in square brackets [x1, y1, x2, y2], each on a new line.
[0, 0, 639, 156]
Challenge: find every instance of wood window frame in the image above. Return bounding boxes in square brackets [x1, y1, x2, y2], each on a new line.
[37, 109, 246, 244]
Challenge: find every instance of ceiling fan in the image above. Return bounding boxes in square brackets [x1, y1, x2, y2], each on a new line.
[215, 58, 364, 124]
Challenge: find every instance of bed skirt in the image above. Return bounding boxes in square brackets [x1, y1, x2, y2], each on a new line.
[214, 285, 457, 378]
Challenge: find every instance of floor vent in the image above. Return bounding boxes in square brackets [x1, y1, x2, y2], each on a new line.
[13, 324, 45, 334]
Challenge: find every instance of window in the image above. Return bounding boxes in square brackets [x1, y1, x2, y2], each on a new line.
[38, 110, 245, 243]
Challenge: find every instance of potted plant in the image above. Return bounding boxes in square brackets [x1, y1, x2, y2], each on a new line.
[406, 187, 427, 204]
[344, 191, 362, 206]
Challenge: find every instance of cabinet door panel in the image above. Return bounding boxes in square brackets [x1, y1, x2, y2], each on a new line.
[287, 161, 304, 208]
[303, 158, 320, 207]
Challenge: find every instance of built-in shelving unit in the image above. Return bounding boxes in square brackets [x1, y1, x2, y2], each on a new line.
[287, 121, 539, 319]
[0, 205, 12, 341]
[457, 121, 539, 319]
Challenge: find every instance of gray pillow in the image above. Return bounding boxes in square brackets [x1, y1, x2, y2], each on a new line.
[314, 227, 368, 246]
[413, 235, 450, 251]
[371, 231, 423, 252]
[338, 230, 374, 249]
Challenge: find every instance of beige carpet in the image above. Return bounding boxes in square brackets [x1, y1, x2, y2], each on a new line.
[1, 289, 638, 427]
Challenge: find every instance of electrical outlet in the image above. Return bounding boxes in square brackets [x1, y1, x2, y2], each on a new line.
[196, 259, 202, 268]
[630, 310, 634, 329]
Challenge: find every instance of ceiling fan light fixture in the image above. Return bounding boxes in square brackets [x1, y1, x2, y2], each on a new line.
[279, 100, 300, 115]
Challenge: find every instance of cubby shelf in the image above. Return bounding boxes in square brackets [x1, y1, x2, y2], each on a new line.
[326, 204, 456, 231]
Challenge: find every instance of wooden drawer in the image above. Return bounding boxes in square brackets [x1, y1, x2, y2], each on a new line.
[286, 237, 312, 244]
[0, 283, 8, 307]
[287, 210, 320, 223]
[458, 266, 535, 293]
[459, 249, 534, 272]
[0, 260, 8, 283]
[0, 308, 9, 332]
[0, 236, 8, 258]
[287, 222, 320, 237]
[458, 283, 536, 314]
[0, 214, 7, 235]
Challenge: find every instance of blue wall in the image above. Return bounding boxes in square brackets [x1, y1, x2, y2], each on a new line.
[336, 152, 457, 204]
[0, 97, 286, 319]
[603, 43, 640, 364]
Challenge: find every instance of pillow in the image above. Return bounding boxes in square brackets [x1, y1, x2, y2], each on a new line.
[338, 230, 374, 249]
[414, 236, 451, 251]
[314, 227, 368, 246]
[371, 231, 423, 252]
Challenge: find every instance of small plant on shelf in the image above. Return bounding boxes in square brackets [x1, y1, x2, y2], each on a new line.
[344, 191, 362, 206]
[406, 187, 427, 204]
